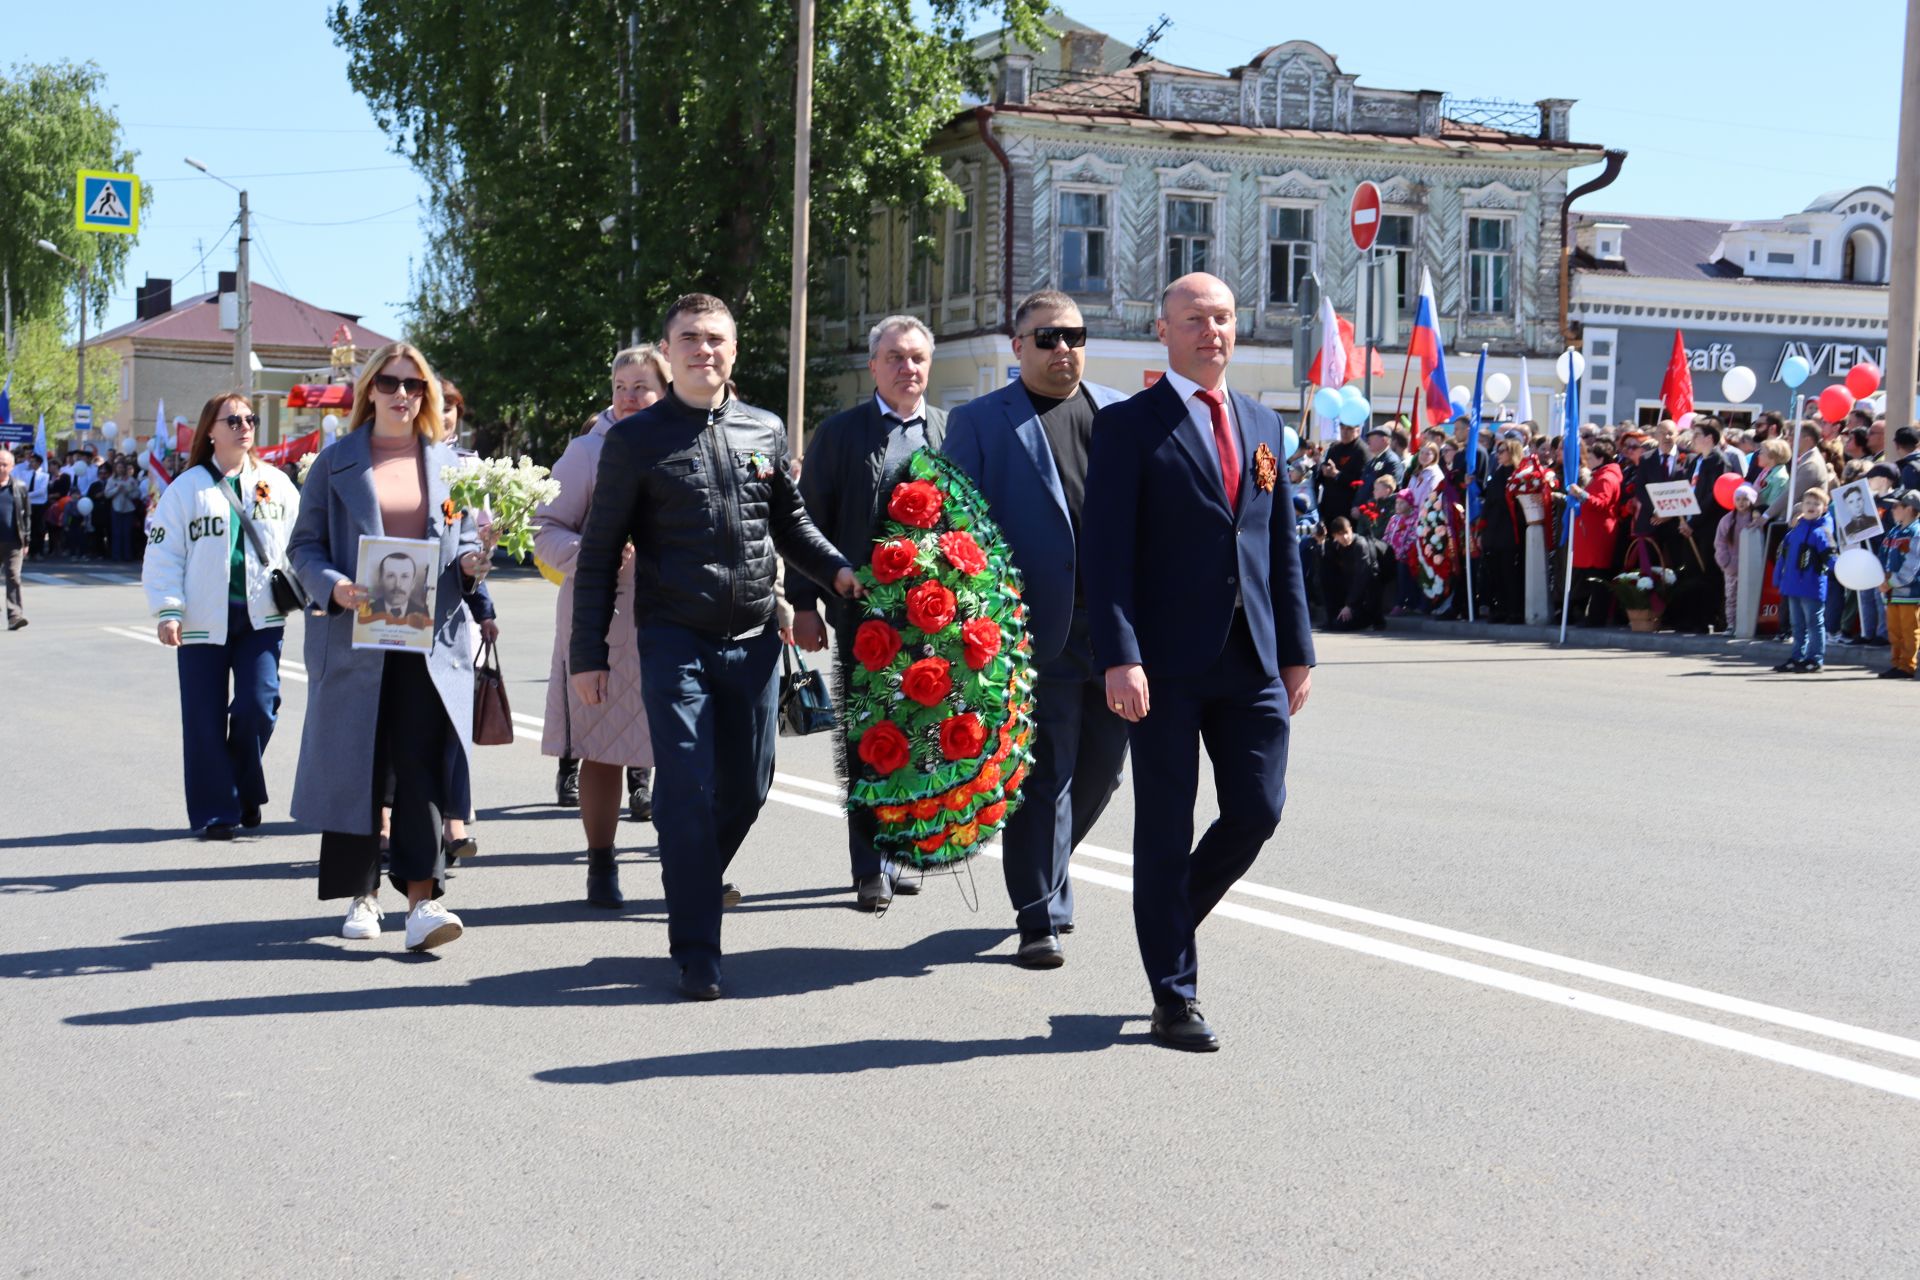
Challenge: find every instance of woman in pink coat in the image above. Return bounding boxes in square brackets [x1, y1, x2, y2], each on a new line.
[532, 345, 665, 907]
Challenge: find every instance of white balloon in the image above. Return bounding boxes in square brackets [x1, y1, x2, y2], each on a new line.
[1450, 384, 1472, 407]
[321, 414, 341, 439]
[1721, 365, 1757, 402]
[1835, 547, 1885, 591]
[1555, 349, 1587, 386]
[1484, 373, 1512, 404]
[76, 496, 94, 516]
[100, 420, 119, 439]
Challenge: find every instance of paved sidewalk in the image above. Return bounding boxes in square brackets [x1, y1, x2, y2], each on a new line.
[1385, 613, 1897, 670]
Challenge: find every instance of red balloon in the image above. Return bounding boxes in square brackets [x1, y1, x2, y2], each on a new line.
[1817, 384, 1855, 424]
[1845, 362, 1881, 399]
[1713, 472, 1744, 511]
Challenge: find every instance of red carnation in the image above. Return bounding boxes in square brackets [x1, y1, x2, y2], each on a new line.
[959, 617, 1001, 670]
[938, 530, 988, 576]
[871, 539, 919, 584]
[900, 656, 954, 707]
[910, 797, 942, 820]
[976, 800, 1008, 827]
[856, 721, 911, 775]
[851, 620, 903, 672]
[939, 712, 987, 761]
[905, 580, 957, 633]
[888, 480, 944, 529]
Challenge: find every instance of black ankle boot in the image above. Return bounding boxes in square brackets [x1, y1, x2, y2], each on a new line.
[585, 846, 623, 908]
[556, 757, 581, 807]
[627, 767, 653, 823]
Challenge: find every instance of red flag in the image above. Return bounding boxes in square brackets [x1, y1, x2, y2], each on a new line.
[1659, 330, 1694, 422]
[1307, 314, 1386, 386]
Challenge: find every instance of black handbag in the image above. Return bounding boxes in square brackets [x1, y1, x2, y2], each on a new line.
[778, 642, 838, 737]
[205, 462, 313, 614]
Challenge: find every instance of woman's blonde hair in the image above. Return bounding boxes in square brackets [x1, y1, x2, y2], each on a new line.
[347, 341, 444, 441]
[1761, 438, 1791, 465]
[613, 343, 669, 388]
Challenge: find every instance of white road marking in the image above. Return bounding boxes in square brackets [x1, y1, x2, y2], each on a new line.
[95, 625, 1920, 1098]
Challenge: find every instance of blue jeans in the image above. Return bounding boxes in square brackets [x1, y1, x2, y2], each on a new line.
[176, 604, 284, 829]
[636, 622, 781, 964]
[1858, 584, 1887, 641]
[1787, 596, 1826, 666]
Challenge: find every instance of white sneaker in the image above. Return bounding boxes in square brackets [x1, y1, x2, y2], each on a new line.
[342, 896, 383, 940]
[405, 900, 464, 952]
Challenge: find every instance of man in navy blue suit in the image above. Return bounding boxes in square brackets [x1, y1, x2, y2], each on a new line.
[1083, 272, 1315, 1052]
[945, 290, 1130, 970]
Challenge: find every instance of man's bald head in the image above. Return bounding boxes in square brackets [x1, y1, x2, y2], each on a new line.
[1156, 272, 1237, 388]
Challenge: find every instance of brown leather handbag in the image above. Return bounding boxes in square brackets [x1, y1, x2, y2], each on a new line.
[473, 640, 514, 746]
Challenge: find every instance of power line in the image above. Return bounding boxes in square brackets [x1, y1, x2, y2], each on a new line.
[256, 201, 419, 227]
[148, 164, 413, 184]
[128, 121, 381, 135]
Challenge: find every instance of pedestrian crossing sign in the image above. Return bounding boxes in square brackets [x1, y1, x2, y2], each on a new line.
[75, 170, 139, 234]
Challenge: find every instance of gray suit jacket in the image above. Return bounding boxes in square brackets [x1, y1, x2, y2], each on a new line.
[286, 428, 481, 834]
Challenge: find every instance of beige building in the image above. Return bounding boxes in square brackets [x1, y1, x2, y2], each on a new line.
[823, 26, 1612, 427]
[84, 273, 394, 447]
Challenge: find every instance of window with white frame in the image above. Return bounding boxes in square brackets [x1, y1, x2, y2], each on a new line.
[947, 194, 975, 297]
[1378, 213, 1415, 314]
[1058, 190, 1109, 294]
[1264, 204, 1314, 306]
[1166, 197, 1213, 280]
[1467, 215, 1512, 314]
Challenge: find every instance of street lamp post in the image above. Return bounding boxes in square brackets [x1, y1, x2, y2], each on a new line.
[185, 158, 253, 397]
[34, 239, 90, 419]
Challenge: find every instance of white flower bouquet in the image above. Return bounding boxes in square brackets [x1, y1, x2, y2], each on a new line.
[441, 455, 561, 560]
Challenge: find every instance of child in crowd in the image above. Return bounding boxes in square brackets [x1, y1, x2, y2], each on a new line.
[1713, 484, 1760, 634]
[1879, 490, 1920, 679]
[1772, 486, 1834, 674]
[1355, 474, 1397, 541]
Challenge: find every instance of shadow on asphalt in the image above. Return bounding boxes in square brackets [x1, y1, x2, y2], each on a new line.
[535, 1013, 1148, 1083]
[0, 859, 319, 894]
[55, 926, 1014, 1024]
[0, 823, 307, 851]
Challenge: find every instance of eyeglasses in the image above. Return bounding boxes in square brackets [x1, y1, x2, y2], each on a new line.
[1019, 326, 1087, 350]
[371, 374, 429, 397]
[221, 414, 260, 429]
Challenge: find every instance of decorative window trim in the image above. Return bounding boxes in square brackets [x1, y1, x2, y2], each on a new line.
[1459, 179, 1529, 213]
[1048, 152, 1125, 188]
[1259, 197, 1319, 311]
[1463, 211, 1517, 317]
[1256, 169, 1332, 202]
[1159, 191, 1222, 293]
[1155, 159, 1231, 195]
[1053, 182, 1117, 306]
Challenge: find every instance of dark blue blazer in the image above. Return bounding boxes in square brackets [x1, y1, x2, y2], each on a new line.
[1082, 376, 1315, 679]
[943, 377, 1128, 664]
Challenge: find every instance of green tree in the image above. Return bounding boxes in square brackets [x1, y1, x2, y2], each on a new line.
[1, 314, 122, 443]
[329, 0, 1046, 456]
[0, 61, 150, 344]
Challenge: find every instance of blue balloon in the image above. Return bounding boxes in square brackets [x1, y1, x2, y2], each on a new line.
[1282, 426, 1301, 459]
[1779, 354, 1811, 389]
[1338, 384, 1367, 409]
[1312, 387, 1343, 421]
[1338, 391, 1372, 426]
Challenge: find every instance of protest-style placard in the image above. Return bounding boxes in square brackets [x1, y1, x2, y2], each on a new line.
[1645, 480, 1701, 518]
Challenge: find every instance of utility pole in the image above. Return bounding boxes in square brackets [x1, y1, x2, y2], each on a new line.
[34, 239, 89, 417]
[627, 9, 641, 348]
[4, 264, 12, 364]
[786, 0, 816, 455]
[1886, 0, 1920, 433]
[185, 158, 253, 397]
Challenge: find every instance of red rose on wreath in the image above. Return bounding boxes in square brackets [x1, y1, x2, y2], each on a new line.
[939, 711, 987, 761]
[900, 656, 953, 706]
[856, 721, 911, 775]
[949, 822, 981, 849]
[871, 539, 919, 584]
[910, 797, 942, 820]
[915, 831, 949, 854]
[976, 800, 1007, 827]
[851, 620, 902, 672]
[905, 580, 957, 633]
[943, 787, 971, 811]
[972, 761, 1003, 796]
[938, 530, 988, 576]
[875, 805, 909, 824]
[888, 480, 944, 529]
[959, 617, 1001, 669]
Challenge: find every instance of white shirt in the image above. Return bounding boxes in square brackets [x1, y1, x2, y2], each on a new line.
[1161, 368, 1237, 476]
[25, 465, 48, 504]
[874, 392, 927, 425]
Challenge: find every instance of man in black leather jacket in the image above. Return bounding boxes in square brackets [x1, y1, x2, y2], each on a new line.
[572, 292, 858, 1000]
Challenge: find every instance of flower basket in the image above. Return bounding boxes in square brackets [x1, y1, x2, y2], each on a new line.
[1625, 607, 1657, 632]
[842, 450, 1037, 869]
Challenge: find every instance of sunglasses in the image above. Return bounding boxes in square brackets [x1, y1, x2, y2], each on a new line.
[371, 375, 429, 397]
[221, 413, 260, 429]
[1021, 326, 1087, 350]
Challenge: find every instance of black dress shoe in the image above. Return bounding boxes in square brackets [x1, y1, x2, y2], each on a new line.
[585, 847, 623, 909]
[240, 804, 262, 829]
[890, 873, 921, 896]
[627, 766, 653, 823]
[198, 822, 236, 842]
[1015, 929, 1064, 969]
[556, 758, 581, 807]
[1058, 922, 1076, 935]
[721, 882, 743, 908]
[1150, 1000, 1220, 1052]
[855, 874, 892, 912]
[444, 836, 478, 860]
[678, 956, 723, 1001]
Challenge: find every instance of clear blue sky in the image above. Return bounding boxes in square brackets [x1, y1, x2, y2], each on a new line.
[11, 0, 1907, 342]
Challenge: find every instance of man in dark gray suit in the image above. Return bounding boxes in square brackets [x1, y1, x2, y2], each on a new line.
[790, 315, 947, 912]
[943, 290, 1129, 969]
[0, 448, 29, 630]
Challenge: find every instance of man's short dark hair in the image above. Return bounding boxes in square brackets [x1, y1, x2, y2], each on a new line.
[1693, 420, 1723, 444]
[1846, 426, 1872, 451]
[1849, 407, 1875, 429]
[1896, 426, 1920, 450]
[1011, 290, 1078, 334]
[661, 292, 733, 337]
[1327, 516, 1352, 535]
[1390, 427, 1411, 450]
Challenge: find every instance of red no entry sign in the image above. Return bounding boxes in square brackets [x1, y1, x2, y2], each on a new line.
[1350, 181, 1382, 251]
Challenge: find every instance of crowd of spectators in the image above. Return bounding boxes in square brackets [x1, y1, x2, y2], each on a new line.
[6, 444, 152, 562]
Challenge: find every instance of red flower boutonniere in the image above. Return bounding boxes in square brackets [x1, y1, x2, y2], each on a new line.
[440, 498, 457, 523]
[1254, 443, 1278, 493]
[254, 481, 271, 504]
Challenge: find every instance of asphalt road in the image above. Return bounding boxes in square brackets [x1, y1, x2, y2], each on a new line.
[4, 565, 1917, 1278]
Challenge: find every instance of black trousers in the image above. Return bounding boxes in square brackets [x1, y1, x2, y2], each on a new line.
[1483, 547, 1522, 621]
[317, 653, 451, 900]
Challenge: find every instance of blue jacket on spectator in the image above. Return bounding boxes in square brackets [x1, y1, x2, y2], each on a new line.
[1773, 515, 1834, 601]
[1881, 518, 1920, 604]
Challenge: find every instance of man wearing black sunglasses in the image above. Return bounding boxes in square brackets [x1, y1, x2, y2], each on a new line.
[944, 290, 1130, 971]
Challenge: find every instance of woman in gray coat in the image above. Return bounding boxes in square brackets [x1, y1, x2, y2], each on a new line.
[289, 341, 494, 952]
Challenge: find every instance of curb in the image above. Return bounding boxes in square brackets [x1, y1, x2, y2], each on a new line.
[1381, 615, 1893, 670]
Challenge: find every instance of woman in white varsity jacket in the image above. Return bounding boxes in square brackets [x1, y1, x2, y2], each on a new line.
[140, 391, 301, 840]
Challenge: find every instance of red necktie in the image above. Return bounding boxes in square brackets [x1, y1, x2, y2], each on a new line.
[1195, 388, 1240, 512]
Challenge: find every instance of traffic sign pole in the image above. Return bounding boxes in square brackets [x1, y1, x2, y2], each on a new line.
[1350, 181, 1383, 419]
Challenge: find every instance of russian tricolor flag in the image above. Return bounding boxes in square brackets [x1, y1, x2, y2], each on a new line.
[1408, 266, 1452, 428]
